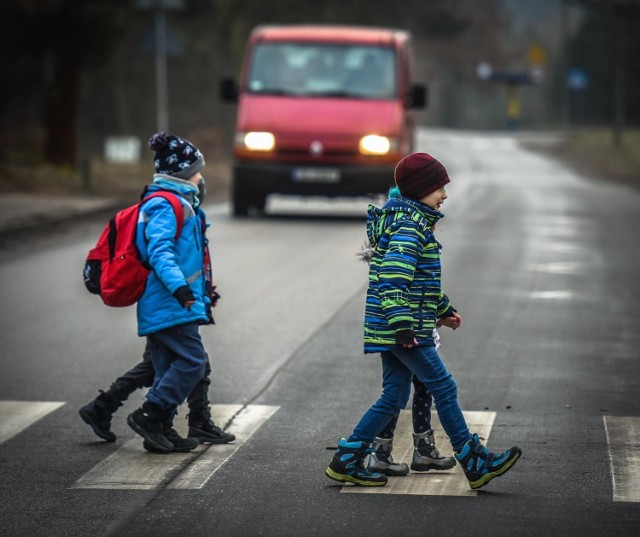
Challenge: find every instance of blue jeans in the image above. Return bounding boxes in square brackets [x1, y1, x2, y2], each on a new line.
[349, 346, 472, 451]
[145, 323, 207, 410]
[378, 376, 433, 439]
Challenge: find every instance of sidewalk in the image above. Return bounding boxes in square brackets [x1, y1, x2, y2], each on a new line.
[0, 192, 123, 238]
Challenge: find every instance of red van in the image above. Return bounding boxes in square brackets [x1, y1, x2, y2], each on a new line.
[220, 25, 426, 215]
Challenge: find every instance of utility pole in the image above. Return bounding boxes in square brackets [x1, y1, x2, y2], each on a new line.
[136, 0, 185, 133]
[609, 2, 625, 148]
[154, 8, 169, 133]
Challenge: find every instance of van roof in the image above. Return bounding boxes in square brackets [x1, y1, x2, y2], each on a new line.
[250, 25, 410, 46]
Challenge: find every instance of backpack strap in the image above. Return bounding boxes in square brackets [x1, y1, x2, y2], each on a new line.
[142, 192, 185, 241]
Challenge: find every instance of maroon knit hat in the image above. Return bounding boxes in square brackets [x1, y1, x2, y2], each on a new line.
[394, 153, 450, 200]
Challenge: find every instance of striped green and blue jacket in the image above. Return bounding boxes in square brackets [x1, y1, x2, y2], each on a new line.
[363, 192, 454, 353]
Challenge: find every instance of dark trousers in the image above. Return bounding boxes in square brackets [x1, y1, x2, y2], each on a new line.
[106, 338, 211, 413]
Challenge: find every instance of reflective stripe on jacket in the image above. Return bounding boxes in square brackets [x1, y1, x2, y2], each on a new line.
[135, 179, 209, 336]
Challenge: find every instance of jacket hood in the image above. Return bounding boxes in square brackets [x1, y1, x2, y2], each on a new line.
[358, 189, 444, 263]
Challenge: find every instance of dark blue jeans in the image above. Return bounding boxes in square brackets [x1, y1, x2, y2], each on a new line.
[145, 322, 207, 411]
[106, 340, 211, 412]
[348, 345, 472, 451]
[378, 376, 433, 439]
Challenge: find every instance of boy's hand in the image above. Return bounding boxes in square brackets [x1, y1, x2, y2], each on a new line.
[174, 285, 196, 309]
[210, 286, 221, 308]
[396, 329, 418, 348]
[403, 338, 419, 348]
[437, 312, 462, 330]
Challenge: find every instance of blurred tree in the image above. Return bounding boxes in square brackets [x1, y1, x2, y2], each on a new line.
[3, 0, 128, 165]
[565, 0, 640, 145]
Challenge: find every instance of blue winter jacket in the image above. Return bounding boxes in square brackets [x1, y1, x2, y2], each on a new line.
[134, 176, 210, 336]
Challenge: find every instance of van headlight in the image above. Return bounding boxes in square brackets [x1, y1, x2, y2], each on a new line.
[359, 135, 395, 155]
[236, 132, 275, 151]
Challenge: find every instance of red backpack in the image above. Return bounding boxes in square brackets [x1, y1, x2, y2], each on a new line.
[83, 192, 184, 307]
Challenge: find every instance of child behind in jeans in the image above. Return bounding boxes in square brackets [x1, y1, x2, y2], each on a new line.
[326, 153, 521, 489]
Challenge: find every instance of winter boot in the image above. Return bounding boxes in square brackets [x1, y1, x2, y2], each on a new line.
[79, 390, 121, 442]
[143, 420, 199, 453]
[411, 429, 456, 472]
[367, 437, 409, 476]
[326, 438, 388, 486]
[187, 408, 235, 444]
[127, 402, 174, 453]
[455, 433, 521, 490]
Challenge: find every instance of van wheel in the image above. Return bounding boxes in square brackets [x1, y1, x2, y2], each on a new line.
[232, 197, 249, 217]
[253, 195, 267, 213]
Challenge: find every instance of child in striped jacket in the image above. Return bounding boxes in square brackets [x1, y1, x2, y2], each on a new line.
[325, 153, 521, 489]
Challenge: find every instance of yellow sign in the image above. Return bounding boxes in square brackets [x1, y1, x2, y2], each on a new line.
[527, 44, 546, 65]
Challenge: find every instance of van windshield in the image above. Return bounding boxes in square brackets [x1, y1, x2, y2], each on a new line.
[247, 43, 397, 99]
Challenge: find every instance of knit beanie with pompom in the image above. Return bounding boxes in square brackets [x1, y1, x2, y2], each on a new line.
[148, 131, 205, 180]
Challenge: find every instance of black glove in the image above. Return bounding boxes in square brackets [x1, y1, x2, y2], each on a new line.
[210, 285, 221, 308]
[173, 285, 195, 308]
[395, 329, 417, 346]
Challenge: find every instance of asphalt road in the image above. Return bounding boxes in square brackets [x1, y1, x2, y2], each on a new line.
[0, 128, 639, 536]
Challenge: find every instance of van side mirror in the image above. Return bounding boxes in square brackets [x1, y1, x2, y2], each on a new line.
[409, 84, 427, 109]
[220, 77, 238, 103]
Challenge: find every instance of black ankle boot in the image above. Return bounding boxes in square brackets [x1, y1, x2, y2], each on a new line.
[127, 402, 174, 452]
[79, 391, 120, 442]
[187, 408, 235, 444]
[143, 419, 200, 453]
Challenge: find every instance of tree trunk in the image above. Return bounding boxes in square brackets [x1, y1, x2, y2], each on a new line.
[43, 47, 79, 165]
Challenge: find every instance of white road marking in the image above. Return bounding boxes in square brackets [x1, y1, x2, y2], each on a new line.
[72, 404, 279, 490]
[0, 400, 65, 445]
[342, 410, 495, 496]
[604, 416, 640, 503]
[169, 404, 279, 489]
[529, 262, 584, 275]
[528, 290, 574, 300]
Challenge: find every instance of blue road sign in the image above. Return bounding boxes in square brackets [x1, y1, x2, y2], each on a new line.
[567, 68, 588, 91]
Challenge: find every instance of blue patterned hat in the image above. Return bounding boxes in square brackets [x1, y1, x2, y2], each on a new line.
[148, 131, 205, 179]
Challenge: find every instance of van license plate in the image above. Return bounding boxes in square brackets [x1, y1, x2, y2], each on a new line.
[292, 168, 341, 183]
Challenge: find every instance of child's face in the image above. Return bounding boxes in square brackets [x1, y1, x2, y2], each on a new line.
[420, 187, 448, 211]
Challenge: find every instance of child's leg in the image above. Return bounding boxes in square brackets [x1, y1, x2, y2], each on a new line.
[366, 373, 408, 477]
[394, 346, 521, 488]
[186, 354, 211, 413]
[128, 323, 207, 453]
[376, 414, 399, 440]
[186, 355, 235, 444]
[411, 376, 432, 433]
[408, 376, 456, 471]
[349, 351, 413, 444]
[326, 352, 412, 486]
[145, 322, 207, 409]
[107, 341, 155, 403]
[79, 341, 155, 442]
[392, 346, 471, 451]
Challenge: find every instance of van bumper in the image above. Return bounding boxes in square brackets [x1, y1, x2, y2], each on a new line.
[233, 161, 396, 199]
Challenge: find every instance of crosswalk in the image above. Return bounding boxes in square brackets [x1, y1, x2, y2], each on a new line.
[72, 404, 279, 490]
[1, 401, 639, 501]
[0, 400, 65, 444]
[604, 416, 640, 503]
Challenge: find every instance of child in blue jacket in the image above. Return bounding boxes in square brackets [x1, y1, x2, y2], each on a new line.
[125, 132, 220, 453]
